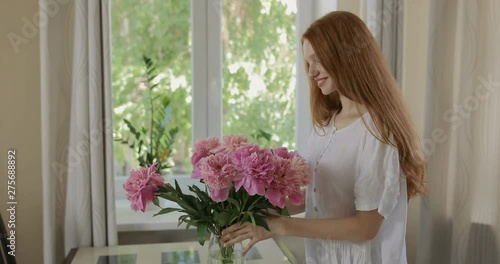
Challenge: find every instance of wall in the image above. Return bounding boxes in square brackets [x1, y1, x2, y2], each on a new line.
[0, 0, 44, 263]
[402, 1, 431, 264]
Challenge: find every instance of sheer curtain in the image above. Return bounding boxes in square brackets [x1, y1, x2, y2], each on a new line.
[364, 0, 403, 85]
[41, 0, 117, 263]
[417, 0, 500, 263]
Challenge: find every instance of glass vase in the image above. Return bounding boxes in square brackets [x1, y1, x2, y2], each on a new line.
[207, 234, 245, 264]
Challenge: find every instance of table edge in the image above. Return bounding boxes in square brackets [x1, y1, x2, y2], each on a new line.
[63, 248, 78, 264]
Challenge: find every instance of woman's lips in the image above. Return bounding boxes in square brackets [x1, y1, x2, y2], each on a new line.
[317, 77, 328, 87]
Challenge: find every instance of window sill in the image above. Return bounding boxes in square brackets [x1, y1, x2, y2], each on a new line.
[116, 200, 191, 232]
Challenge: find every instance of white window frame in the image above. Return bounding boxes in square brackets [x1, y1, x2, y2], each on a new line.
[192, 0, 223, 141]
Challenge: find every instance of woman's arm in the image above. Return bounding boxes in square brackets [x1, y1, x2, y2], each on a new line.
[272, 209, 384, 241]
[222, 209, 384, 256]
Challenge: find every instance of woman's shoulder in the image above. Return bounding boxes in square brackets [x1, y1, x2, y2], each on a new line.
[359, 113, 398, 152]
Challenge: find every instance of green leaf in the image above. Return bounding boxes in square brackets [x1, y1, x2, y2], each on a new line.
[214, 211, 231, 226]
[142, 55, 150, 64]
[124, 119, 138, 136]
[248, 212, 256, 228]
[252, 128, 272, 142]
[160, 105, 172, 128]
[254, 215, 270, 231]
[148, 75, 157, 83]
[227, 197, 240, 210]
[188, 185, 211, 204]
[152, 198, 160, 207]
[147, 66, 157, 76]
[151, 83, 160, 92]
[229, 211, 240, 224]
[154, 207, 180, 216]
[197, 222, 207, 246]
[174, 180, 182, 193]
[280, 207, 290, 217]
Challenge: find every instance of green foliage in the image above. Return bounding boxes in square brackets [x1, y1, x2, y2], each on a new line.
[222, 0, 297, 149]
[153, 181, 289, 246]
[111, 0, 296, 173]
[115, 56, 179, 172]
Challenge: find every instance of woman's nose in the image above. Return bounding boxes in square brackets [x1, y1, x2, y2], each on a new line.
[308, 67, 319, 78]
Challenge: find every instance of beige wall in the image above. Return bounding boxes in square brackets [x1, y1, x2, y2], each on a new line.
[402, 1, 431, 264]
[0, 0, 43, 263]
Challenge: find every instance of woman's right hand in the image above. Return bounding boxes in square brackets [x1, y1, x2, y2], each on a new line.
[221, 219, 277, 257]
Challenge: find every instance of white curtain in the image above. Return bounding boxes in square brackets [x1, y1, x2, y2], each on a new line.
[41, 0, 117, 263]
[365, 0, 403, 85]
[417, 0, 500, 263]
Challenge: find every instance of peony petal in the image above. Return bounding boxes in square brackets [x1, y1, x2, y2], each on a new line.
[211, 188, 230, 202]
[234, 178, 244, 191]
[191, 165, 205, 179]
[244, 181, 258, 196]
[254, 182, 267, 196]
[130, 193, 145, 212]
[288, 191, 304, 206]
[191, 152, 207, 166]
[273, 147, 291, 159]
[266, 189, 285, 208]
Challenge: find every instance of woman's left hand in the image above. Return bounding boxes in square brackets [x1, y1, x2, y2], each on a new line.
[221, 220, 277, 257]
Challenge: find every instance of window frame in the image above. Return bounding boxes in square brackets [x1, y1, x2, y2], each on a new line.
[192, 0, 223, 141]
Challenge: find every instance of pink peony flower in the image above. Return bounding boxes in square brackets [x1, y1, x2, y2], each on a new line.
[265, 149, 311, 208]
[123, 163, 166, 212]
[266, 156, 305, 208]
[233, 144, 275, 196]
[191, 137, 221, 166]
[195, 152, 236, 202]
[218, 135, 248, 152]
[273, 147, 296, 159]
[290, 155, 312, 186]
[191, 165, 204, 180]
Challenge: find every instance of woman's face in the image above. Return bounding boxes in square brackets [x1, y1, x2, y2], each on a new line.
[302, 39, 335, 95]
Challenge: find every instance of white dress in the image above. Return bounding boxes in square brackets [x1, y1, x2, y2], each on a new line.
[303, 112, 408, 264]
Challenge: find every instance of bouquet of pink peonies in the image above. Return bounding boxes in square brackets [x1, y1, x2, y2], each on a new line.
[123, 135, 311, 262]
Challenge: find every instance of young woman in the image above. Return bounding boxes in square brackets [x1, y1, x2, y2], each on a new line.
[221, 11, 427, 264]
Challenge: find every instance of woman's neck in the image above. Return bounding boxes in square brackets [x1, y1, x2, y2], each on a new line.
[338, 94, 366, 117]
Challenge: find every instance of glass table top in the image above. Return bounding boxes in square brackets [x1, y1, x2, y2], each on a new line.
[69, 239, 289, 264]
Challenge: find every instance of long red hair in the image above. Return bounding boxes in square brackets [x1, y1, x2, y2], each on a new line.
[302, 11, 427, 198]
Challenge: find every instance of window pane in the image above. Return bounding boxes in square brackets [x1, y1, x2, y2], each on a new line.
[111, 0, 192, 179]
[222, 0, 297, 148]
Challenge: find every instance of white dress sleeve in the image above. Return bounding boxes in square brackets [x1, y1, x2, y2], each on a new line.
[354, 134, 402, 218]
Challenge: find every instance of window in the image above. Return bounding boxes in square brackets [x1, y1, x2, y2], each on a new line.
[111, 0, 192, 176]
[222, 0, 297, 148]
[111, 0, 193, 230]
[111, 0, 299, 231]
